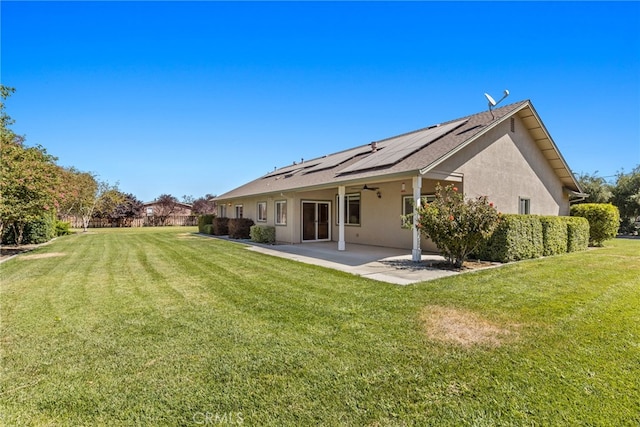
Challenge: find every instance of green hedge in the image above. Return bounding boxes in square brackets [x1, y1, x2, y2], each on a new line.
[55, 220, 72, 237]
[228, 218, 254, 239]
[477, 214, 543, 262]
[1, 213, 57, 245]
[212, 217, 229, 236]
[570, 203, 620, 246]
[202, 224, 214, 235]
[476, 214, 590, 262]
[198, 214, 215, 233]
[540, 216, 568, 256]
[250, 225, 276, 244]
[565, 216, 589, 253]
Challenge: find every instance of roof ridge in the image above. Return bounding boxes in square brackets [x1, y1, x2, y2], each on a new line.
[374, 99, 529, 144]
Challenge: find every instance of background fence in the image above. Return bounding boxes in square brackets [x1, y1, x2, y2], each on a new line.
[63, 215, 198, 229]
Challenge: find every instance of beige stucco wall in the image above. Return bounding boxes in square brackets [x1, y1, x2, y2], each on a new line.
[437, 117, 570, 215]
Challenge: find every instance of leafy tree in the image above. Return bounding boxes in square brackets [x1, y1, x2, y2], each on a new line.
[58, 168, 99, 231]
[109, 193, 143, 227]
[611, 165, 640, 232]
[92, 187, 125, 223]
[1, 86, 62, 243]
[152, 194, 180, 226]
[413, 184, 500, 268]
[192, 194, 217, 215]
[575, 171, 612, 204]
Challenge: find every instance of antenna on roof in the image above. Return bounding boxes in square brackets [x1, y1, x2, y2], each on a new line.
[484, 89, 509, 119]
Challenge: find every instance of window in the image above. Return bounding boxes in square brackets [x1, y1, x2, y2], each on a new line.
[519, 198, 530, 214]
[275, 200, 287, 225]
[235, 204, 243, 218]
[146, 207, 153, 216]
[336, 193, 360, 225]
[257, 202, 267, 222]
[402, 195, 435, 225]
[219, 204, 227, 218]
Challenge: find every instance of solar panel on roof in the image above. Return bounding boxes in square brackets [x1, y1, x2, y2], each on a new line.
[338, 119, 467, 174]
[302, 145, 373, 174]
[263, 162, 321, 178]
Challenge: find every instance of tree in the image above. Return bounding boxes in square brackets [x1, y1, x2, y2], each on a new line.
[1, 142, 62, 244]
[109, 193, 143, 227]
[1, 86, 63, 243]
[575, 171, 612, 204]
[152, 194, 179, 226]
[611, 165, 640, 232]
[58, 168, 98, 231]
[92, 187, 125, 224]
[192, 194, 217, 215]
[413, 184, 500, 268]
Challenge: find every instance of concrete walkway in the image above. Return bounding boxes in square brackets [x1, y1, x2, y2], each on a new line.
[208, 236, 459, 285]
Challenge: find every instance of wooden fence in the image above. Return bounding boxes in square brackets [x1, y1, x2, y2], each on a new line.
[63, 215, 198, 229]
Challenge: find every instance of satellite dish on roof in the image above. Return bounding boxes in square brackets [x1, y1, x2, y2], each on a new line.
[484, 93, 497, 106]
[484, 89, 510, 119]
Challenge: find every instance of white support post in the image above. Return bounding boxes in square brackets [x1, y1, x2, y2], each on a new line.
[412, 175, 422, 262]
[338, 185, 346, 251]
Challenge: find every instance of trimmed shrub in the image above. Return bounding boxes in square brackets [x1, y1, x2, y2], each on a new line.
[198, 214, 215, 233]
[250, 225, 276, 244]
[476, 214, 543, 262]
[228, 218, 254, 239]
[202, 224, 214, 235]
[540, 216, 568, 256]
[564, 216, 589, 252]
[2, 214, 57, 245]
[570, 203, 620, 246]
[212, 217, 229, 236]
[55, 220, 72, 236]
[414, 184, 500, 268]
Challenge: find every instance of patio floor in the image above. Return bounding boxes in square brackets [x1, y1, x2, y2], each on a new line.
[206, 236, 460, 285]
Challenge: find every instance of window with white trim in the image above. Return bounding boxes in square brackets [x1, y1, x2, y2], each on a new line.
[235, 204, 243, 218]
[257, 201, 267, 222]
[219, 204, 227, 218]
[275, 200, 287, 225]
[519, 198, 530, 214]
[336, 193, 360, 225]
[402, 195, 435, 226]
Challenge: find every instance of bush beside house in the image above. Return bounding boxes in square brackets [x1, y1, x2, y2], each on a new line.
[540, 216, 568, 256]
[250, 225, 276, 244]
[476, 215, 543, 262]
[198, 214, 215, 234]
[565, 217, 590, 252]
[212, 217, 229, 236]
[475, 215, 589, 263]
[570, 203, 620, 246]
[228, 218, 254, 239]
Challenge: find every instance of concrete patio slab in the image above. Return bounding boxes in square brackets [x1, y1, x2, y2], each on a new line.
[204, 236, 460, 285]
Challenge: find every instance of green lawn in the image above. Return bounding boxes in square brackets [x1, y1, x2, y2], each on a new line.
[1, 227, 638, 426]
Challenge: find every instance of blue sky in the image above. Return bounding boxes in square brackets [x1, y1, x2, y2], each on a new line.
[2, 1, 639, 202]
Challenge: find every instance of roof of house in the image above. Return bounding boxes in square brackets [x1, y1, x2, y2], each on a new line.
[143, 201, 193, 209]
[216, 100, 581, 200]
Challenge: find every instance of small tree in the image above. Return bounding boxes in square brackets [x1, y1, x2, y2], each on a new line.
[153, 194, 179, 226]
[575, 171, 613, 204]
[611, 165, 640, 233]
[413, 184, 500, 268]
[192, 194, 217, 215]
[570, 203, 620, 246]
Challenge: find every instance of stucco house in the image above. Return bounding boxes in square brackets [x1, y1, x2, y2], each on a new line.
[214, 100, 584, 260]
